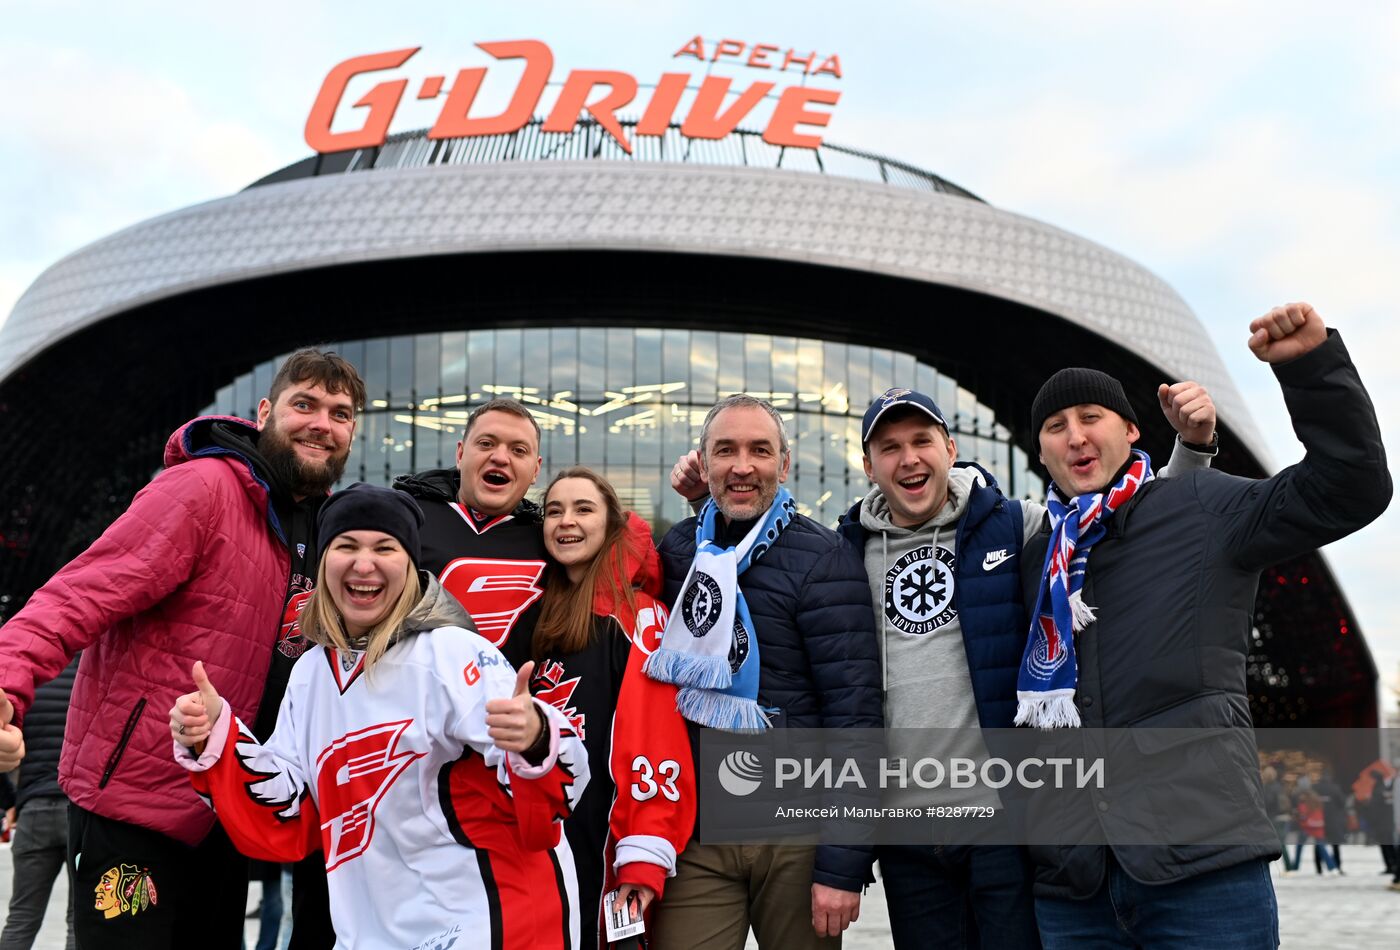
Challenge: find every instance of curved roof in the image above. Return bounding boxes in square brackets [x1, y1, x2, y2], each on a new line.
[0, 158, 1269, 463]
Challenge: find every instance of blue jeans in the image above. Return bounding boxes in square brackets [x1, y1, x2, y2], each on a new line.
[1036, 856, 1278, 949]
[1291, 841, 1337, 872]
[253, 869, 284, 950]
[877, 845, 1039, 950]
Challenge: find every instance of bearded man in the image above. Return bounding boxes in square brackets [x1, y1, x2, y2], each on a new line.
[0, 348, 363, 950]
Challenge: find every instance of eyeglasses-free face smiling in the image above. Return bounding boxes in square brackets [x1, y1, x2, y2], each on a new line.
[256, 381, 356, 499]
[543, 477, 609, 584]
[324, 530, 411, 639]
[863, 415, 957, 528]
[701, 404, 791, 523]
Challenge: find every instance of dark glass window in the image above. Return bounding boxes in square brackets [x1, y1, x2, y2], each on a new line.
[205, 327, 1043, 527]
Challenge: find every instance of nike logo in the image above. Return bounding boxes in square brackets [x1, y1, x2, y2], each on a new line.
[982, 549, 1013, 571]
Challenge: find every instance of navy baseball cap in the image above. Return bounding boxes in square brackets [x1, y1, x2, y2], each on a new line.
[861, 388, 949, 445]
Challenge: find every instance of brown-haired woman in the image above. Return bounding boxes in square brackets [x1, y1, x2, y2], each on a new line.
[533, 467, 695, 945]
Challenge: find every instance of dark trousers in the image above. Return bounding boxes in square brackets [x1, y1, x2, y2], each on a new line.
[876, 845, 1040, 950]
[288, 856, 335, 949]
[67, 803, 248, 950]
[1380, 842, 1400, 879]
[1, 797, 74, 950]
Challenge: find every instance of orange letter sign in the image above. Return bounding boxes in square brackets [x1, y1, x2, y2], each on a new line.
[429, 40, 554, 139]
[305, 47, 420, 153]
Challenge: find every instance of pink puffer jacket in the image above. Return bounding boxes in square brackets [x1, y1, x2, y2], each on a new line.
[0, 417, 289, 845]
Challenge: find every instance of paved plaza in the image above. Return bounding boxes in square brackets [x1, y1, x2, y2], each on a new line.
[2, 838, 1394, 948]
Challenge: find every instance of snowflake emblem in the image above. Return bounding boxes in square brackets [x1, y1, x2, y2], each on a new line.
[884, 546, 958, 636]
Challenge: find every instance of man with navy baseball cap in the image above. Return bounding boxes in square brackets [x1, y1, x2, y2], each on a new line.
[833, 382, 1216, 950]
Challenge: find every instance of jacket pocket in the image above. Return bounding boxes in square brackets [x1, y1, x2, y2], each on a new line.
[99, 697, 147, 789]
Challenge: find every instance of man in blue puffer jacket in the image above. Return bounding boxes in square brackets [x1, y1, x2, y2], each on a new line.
[649, 394, 882, 949]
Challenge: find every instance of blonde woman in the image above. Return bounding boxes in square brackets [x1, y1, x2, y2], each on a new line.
[169, 484, 589, 949]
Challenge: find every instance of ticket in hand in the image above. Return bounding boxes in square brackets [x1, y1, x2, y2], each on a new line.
[603, 887, 646, 942]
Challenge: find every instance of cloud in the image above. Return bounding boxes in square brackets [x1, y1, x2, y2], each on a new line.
[0, 40, 282, 314]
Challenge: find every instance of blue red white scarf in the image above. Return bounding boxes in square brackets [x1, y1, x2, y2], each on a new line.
[1015, 450, 1153, 729]
[644, 489, 797, 730]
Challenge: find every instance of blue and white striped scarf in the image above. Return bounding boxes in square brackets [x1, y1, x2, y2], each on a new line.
[644, 489, 797, 730]
[1015, 450, 1153, 729]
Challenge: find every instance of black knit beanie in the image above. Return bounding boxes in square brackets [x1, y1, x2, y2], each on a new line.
[1031, 368, 1138, 434]
[316, 483, 424, 566]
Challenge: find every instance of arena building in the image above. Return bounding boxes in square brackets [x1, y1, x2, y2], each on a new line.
[0, 104, 1379, 741]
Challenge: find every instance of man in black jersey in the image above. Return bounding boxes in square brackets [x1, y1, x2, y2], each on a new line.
[395, 397, 548, 665]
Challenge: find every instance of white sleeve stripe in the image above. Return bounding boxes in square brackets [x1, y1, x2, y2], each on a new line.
[614, 834, 677, 876]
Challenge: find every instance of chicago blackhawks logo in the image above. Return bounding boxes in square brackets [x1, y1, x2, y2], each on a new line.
[884, 545, 957, 635]
[681, 572, 724, 637]
[94, 864, 157, 919]
[316, 720, 424, 871]
[438, 558, 545, 647]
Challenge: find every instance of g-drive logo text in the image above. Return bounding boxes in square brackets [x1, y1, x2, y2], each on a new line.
[717, 752, 1104, 796]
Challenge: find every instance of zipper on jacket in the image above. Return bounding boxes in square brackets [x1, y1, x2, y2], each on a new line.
[98, 698, 147, 789]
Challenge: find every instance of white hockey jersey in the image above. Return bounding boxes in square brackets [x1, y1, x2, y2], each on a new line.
[177, 577, 589, 949]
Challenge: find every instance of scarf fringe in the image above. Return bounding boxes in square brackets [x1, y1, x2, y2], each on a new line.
[1013, 690, 1082, 730]
[676, 687, 770, 731]
[1069, 590, 1098, 632]
[643, 648, 732, 690]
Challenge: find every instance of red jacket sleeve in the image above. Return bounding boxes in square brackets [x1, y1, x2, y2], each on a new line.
[0, 463, 216, 721]
[186, 713, 322, 864]
[608, 597, 695, 898]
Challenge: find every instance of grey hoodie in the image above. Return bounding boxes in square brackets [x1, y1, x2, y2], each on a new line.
[860, 466, 1006, 810]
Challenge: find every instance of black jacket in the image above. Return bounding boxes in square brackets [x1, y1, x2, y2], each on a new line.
[14, 656, 79, 811]
[1020, 331, 1390, 898]
[660, 512, 883, 891]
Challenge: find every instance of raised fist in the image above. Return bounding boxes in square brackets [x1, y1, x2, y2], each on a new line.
[1248, 303, 1327, 364]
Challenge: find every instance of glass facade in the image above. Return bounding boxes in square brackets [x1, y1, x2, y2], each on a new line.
[207, 327, 1042, 534]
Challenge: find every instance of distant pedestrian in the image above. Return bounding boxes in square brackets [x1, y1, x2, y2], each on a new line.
[1261, 766, 1297, 875]
[1364, 771, 1398, 888]
[1295, 792, 1338, 874]
[1312, 768, 1346, 875]
[0, 657, 78, 950]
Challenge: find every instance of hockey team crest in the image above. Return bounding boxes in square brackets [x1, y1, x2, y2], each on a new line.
[681, 572, 724, 638]
[884, 545, 957, 635]
[94, 864, 158, 919]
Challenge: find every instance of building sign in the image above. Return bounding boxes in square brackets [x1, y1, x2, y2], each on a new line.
[305, 38, 842, 155]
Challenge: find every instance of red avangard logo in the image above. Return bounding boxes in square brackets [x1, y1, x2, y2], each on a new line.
[316, 720, 423, 871]
[531, 660, 585, 738]
[438, 558, 545, 648]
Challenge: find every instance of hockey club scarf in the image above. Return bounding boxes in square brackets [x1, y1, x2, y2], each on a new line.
[644, 489, 797, 730]
[1015, 450, 1153, 729]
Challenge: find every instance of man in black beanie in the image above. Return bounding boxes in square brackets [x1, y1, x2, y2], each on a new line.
[1019, 303, 1391, 948]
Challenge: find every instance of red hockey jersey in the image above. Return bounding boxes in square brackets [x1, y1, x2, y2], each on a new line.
[532, 514, 696, 946]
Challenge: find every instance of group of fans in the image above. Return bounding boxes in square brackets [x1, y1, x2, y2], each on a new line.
[0, 302, 1390, 950]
